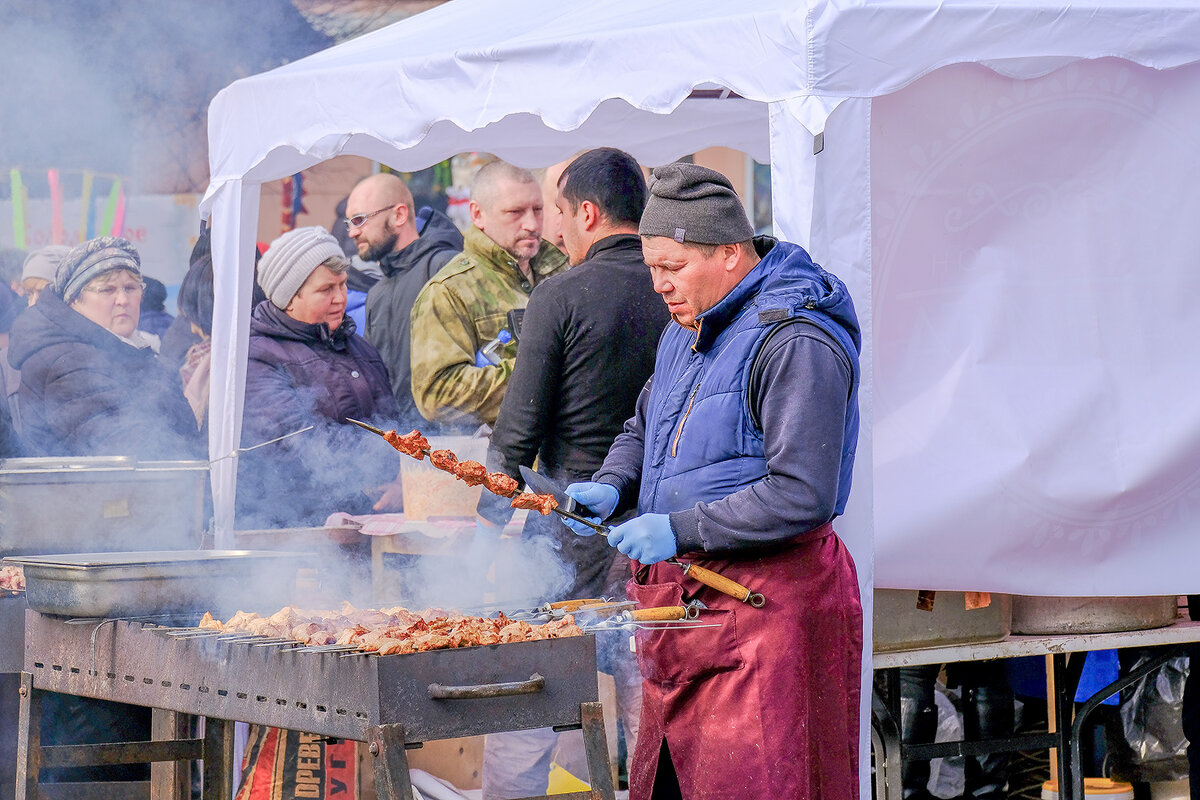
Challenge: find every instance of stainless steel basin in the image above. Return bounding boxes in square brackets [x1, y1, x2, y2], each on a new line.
[1010, 595, 1179, 635]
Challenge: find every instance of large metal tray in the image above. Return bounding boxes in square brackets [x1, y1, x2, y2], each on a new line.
[3, 550, 313, 618]
[0, 457, 208, 555]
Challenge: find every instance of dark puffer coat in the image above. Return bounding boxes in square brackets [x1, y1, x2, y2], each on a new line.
[237, 301, 400, 528]
[6, 290, 202, 459]
[364, 206, 463, 424]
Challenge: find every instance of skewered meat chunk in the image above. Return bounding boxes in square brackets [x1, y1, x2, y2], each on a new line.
[429, 449, 458, 471]
[0, 565, 25, 593]
[510, 492, 559, 516]
[198, 612, 223, 631]
[384, 429, 429, 459]
[483, 471, 518, 496]
[453, 460, 488, 486]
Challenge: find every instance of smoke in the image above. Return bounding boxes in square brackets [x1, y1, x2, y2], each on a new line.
[0, 0, 331, 193]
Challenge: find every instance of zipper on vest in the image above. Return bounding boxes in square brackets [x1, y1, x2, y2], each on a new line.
[671, 384, 700, 458]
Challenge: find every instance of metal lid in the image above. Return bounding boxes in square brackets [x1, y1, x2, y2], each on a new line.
[0, 456, 135, 473]
[0, 457, 208, 474]
[3, 550, 313, 569]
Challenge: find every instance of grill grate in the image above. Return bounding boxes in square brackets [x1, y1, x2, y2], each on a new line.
[23, 611, 599, 743]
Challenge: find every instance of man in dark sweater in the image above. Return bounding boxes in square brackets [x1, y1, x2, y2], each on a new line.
[346, 172, 463, 424]
[473, 148, 669, 800]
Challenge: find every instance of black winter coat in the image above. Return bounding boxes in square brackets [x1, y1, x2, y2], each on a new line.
[364, 207, 463, 425]
[6, 291, 202, 459]
[237, 301, 400, 528]
[479, 234, 670, 599]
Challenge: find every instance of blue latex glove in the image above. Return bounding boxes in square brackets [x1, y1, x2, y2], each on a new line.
[607, 513, 677, 564]
[562, 482, 620, 536]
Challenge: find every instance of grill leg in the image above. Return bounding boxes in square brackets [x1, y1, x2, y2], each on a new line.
[15, 672, 40, 800]
[201, 718, 234, 800]
[368, 724, 415, 800]
[151, 710, 191, 800]
[580, 701, 616, 800]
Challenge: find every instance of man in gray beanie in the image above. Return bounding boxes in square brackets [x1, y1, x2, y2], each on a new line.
[563, 162, 865, 800]
[238, 225, 405, 530]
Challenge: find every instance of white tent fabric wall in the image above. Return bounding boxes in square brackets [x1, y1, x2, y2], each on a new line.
[201, 2, 1200, 794]
[870, 58, 1200, 596]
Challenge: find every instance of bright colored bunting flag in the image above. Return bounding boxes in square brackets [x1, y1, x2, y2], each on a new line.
[10, 169, 26, 249]
[100, 178, 122, 238]
[47, 168, 63, 244]
[80, 170, 95, 242]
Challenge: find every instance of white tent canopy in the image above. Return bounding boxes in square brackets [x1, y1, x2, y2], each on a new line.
[203, 0, 1200, 598]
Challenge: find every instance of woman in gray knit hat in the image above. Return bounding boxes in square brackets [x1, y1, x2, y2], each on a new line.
[238, 225, 404, 530]
[6, 236, 201, 458]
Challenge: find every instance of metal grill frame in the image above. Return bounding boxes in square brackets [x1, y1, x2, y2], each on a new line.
[1, 594, 26, 673]
[19, 611, 617, 800]
[23, 611, 600, 743]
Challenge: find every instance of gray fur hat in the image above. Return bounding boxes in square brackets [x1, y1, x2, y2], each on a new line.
[257, 226, 345, 309]
[639, 163, 755, 246]
[56, 237, 142, 302]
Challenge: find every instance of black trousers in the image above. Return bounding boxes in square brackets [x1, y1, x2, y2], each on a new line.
[899, 661, 1014, 800]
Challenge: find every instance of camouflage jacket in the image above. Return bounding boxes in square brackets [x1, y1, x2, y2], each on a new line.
[410, 226, 568, 426]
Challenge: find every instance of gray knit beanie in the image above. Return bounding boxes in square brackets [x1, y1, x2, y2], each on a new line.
[56, 237, 142, 302]
[257, 226, 346, 309]
[23, 245, 71, 284]
[639, 163, 755, 246]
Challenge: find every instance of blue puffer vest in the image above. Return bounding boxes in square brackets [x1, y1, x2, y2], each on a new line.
[638, 238, 861, 518]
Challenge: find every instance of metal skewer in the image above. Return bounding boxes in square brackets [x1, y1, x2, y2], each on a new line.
[345, 419, 767, 608]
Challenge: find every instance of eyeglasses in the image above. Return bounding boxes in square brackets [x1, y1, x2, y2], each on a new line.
[83, 282, 145, 300]
[344, 205, 395, 229]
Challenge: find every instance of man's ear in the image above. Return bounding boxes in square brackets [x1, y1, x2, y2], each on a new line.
[393, 203, 410, 227]
[580, 200, 601, 232]
[468, 200, 483, 229]
[722, 242, 742, 271]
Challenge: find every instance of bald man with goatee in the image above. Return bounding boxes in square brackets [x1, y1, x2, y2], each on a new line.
[345, 173, 463, 424]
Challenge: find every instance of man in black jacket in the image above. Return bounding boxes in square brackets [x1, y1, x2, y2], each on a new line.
[473, 148, 670, 800]
[346, 172, 463, 424]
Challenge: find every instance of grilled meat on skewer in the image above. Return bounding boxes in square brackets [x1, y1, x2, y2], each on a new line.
[0, 565, 24, 593]
[347, 421, 559, 515]
[510, 492, 559, 516]
[199, 602, 583, 654]
[453, 460, 488, 486]
[429, 449, 458, 471]
[483, 471, 519, 496]
[383, 429, 429, 459]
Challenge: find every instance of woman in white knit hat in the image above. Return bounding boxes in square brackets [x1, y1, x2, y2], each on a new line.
[238, 225, 403, 529]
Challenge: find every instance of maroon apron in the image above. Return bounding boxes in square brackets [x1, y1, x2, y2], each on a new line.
[626, 523, 862, 800]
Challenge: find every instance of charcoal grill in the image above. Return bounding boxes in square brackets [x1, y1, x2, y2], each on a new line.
[18, 611, 615, 800]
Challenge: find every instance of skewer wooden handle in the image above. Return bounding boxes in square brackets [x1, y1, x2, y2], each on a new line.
[631, 606, 688, 621]
[549, 598, 606, 611]
[676, 562, 766, 606]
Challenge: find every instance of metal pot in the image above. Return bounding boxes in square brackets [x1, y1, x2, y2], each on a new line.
[873, 589, 1012, 652]
[0, 457, 208, 556]
[1010, 595, 1179, 635]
